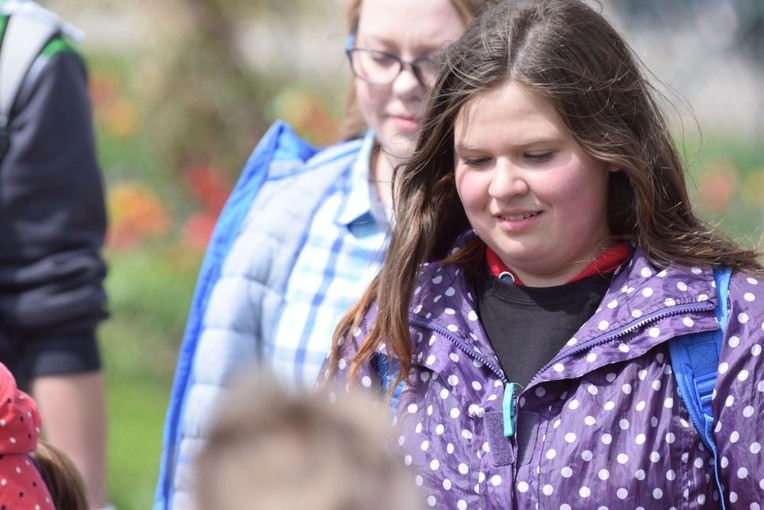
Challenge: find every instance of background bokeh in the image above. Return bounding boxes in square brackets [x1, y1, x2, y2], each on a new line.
[40, 0, 764, 508]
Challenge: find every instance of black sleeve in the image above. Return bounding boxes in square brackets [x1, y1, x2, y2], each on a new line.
[0, 49, 108, 375]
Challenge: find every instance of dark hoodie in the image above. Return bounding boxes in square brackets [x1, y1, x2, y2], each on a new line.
[0, 45, 108, 386]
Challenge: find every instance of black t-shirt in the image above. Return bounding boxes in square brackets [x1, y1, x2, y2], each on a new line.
[473, 266, 613, 387]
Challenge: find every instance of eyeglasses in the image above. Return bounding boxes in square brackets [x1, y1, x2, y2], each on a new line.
[345, 35, 439, 88]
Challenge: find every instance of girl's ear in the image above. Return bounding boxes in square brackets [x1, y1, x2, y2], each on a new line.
[608, 166, 621, 173]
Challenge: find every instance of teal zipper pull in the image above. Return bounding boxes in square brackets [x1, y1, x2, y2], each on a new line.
[502, 382, 519, 438]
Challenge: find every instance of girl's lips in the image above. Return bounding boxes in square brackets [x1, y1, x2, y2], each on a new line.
[499, 211, 540, 221]
[390, 115, 419, 132]
[495, 211, 542, 232]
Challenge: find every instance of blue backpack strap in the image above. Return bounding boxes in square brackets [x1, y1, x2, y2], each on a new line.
[374, 353, 405, 418]
[668, 266, 732, 509]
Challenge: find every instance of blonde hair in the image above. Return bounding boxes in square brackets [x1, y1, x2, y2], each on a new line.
[32, 442, 89, 510]
[195, 370, 423, 510]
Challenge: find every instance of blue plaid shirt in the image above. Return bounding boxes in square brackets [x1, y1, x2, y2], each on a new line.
[269, 132, 388, 388]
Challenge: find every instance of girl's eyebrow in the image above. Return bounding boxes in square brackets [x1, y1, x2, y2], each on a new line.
[515, 136, 562, 148]
[357, 34, 446, 54]
[454, 142, 479, 153]
[455, 136, 563, 152]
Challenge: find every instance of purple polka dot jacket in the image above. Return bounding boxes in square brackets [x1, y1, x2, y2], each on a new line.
[326, 247, 764, 509]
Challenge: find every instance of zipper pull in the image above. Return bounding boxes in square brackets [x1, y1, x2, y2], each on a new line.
[502, 382, 519, 438]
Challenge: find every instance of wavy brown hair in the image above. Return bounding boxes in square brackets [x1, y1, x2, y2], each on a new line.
[340, 0, 499, 139]
[330, 0, 763, 391]
[32, 442, 89, 510]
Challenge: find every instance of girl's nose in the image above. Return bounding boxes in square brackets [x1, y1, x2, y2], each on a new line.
[488, 161, 529, 199]
[391, 65, 425, 99]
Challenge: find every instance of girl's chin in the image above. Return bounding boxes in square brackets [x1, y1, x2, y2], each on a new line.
[379, 135, 417, 161]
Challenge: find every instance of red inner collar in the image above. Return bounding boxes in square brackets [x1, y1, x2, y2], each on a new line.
[485, 242, 630, 286]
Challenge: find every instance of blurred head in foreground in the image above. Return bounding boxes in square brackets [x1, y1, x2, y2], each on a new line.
[194, 371, 423, 510]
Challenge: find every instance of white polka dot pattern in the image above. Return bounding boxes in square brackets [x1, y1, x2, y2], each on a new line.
[323, 248, 764, 508]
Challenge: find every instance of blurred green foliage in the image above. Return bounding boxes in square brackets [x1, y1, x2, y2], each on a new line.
[80, 2, 347, 507]
[101, 247, 200, 509]
[684, 135, 764, 245]
[131, 0, 342, 178]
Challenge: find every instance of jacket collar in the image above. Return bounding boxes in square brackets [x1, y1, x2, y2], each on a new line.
[408, 246, 720, 387]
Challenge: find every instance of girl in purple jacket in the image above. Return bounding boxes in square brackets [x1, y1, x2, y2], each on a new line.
[325, 0, 764, 508]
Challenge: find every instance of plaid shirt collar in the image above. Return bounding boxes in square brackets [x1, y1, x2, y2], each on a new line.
[337, 131, 391, 230]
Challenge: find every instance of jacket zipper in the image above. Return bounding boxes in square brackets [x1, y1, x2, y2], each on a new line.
[409, 315, 522, 438]
[410, 299, 717, 439]
[530, 300, 717, 385]
[409, 314, 508, 383]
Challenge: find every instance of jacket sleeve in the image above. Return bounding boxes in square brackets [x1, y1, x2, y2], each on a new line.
[714, 271, 764, 505]
[319, 303, 384, 395]
[153, 122, 323, 510]
[0, 50, 107, 356]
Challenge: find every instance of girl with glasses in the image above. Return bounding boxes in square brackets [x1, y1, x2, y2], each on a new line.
[155, 0, 496, 508]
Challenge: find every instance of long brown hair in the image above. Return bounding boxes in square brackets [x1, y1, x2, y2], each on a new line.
[330, 0, 763, 391]
[341, 0, 498, 139]
[32, 442, 89, 510]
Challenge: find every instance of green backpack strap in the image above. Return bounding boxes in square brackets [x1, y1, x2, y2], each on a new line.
[0, 2, 78, 161]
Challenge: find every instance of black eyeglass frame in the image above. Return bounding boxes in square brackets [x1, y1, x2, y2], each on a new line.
[344, 35, 437, 88]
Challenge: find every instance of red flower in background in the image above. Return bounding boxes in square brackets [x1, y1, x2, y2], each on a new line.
[181, 163, 232, 251]
[181, 213, 218, 252]
[107, 183, 171, 250]
[697, 158, 739, 214]
[90, 72, 140, 139]
[90, 72, 119, 108]
[185, 163, 230, 214]
[272, 88, 340, 146]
